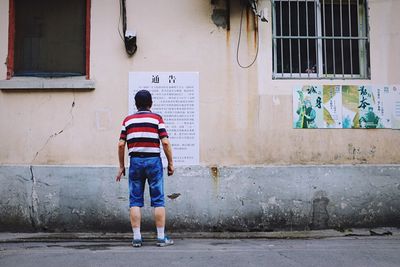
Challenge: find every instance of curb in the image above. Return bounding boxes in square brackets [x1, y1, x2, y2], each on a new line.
[0, 228, 399, 243]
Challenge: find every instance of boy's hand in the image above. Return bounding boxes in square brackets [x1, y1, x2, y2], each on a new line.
[116, 167, 126, 182]
[167, 163, 174, 176]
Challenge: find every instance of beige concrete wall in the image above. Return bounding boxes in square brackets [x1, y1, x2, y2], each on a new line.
[0, 0, 399, 166]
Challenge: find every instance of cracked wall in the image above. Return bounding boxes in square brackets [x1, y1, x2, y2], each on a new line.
[0, 0, 399, 165]
[1, 165, 399, 232]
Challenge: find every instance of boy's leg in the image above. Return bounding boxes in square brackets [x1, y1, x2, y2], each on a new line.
[155, 207, 165, 239]
[130, 206, 142, 240]
[129, 157, 146, 246]
[146, 157, 173, 246]
[154, 206, 165, 228]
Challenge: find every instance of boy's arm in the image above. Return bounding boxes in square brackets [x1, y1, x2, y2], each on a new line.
[161, 137, 174, 176]
[116, 140, 126, 181]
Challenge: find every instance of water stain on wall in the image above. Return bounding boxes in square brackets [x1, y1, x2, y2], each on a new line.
[310, 191, 330, 230]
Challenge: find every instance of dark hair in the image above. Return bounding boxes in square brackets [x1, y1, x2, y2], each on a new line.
[135, 90, 152, 110]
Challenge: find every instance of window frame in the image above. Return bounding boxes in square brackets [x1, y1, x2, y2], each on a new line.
[6, 0, 91, 80]
[271, 0, 370, 80]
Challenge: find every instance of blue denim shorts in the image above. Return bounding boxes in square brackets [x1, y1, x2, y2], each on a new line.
[128, 156, 164, 207]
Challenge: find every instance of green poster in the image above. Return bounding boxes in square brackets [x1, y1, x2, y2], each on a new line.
[293, 85, 324, 128]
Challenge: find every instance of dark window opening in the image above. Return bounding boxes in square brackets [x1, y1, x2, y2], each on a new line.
[14, 0, 86, 78]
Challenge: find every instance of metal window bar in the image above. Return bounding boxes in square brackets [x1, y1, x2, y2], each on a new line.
[280, 1, 284, 77]
[297, 0, 301, 77]
[272, 1, 277, 79]
[314, 0, 317, 75]
[316, 0, 324, 75]
[331, 0, 336, 76]
[289, 0, 293, 76]
[357, 0, 361, 76]
[364, 0, 370, 77]
[348, 0, 353, 77]
[322, 0, 327, 75]
[358, 0, 368, 77]
[271, 0, 369, 79]
[305, 0, 310, 78]
[340, 0, 345, 77]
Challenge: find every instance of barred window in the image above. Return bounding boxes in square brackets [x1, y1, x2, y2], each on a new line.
[272, 0, 370, 79]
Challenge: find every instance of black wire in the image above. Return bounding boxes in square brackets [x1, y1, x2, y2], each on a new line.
[122, 0, 127, 34]
[236, 4, 260, 69]
[118, 0, 124, 41]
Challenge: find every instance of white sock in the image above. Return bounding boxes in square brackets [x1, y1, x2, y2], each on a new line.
[133, 227, 141, 240]
[157, 227, 165, 240]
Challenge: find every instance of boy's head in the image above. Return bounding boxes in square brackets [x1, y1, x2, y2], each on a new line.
[135, 90, 152, 110]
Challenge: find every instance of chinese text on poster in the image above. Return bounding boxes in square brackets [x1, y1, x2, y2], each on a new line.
[129, 72, 199, 165]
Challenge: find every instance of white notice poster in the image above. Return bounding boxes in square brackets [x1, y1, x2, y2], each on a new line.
[372, 85, 392, 128]
[129, 72, 199, 165]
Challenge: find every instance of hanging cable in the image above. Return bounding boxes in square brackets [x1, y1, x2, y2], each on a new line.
[117, 0, 124, 41]
[121, 0, 127, 34]
[119, 0, 137, 56]
[236, 3, 260, 69]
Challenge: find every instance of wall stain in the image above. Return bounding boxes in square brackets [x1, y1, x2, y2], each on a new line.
[310, 191, 330, 230]
[167, 193, 181, 200]
[253, 16, 258, 49]
[211, 0, 230, 30]
[211, 166, 219, 180]
[210, 166, 220, 196]
[347, 144, 377, 163]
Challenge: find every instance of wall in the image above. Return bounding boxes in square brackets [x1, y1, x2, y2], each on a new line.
[0, 0, 399, 166]
[1, 165, 399, 232]
[0, 0, 399, 232]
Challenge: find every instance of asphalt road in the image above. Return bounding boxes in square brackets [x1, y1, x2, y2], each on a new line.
[1, 236, 400, 267]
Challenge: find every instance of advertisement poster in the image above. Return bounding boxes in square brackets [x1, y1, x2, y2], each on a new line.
[392, 85, 400, 129]
[354, 85, 391, 129]
[129, 72, 199, 165]
[293, 85, 324, 128]
[372, 85, 392, 128]
[323, 85, 343, 128]
[342, 85, 361, 128]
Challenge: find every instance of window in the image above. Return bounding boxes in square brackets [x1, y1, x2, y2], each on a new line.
[7, 0, 90, 79]
[272, 0, 370, 79]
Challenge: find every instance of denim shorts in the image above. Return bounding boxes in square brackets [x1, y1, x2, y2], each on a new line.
[128, 156, 164, 207]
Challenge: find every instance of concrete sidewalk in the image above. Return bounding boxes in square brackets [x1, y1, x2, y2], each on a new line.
[1, 228, 399, 243]
[1, 233, 400, 267]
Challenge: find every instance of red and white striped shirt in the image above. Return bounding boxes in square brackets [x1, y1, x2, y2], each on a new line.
[120, 111, 168, 157]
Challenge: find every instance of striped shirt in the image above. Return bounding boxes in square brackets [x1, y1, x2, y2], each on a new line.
[119, 111, 168, 157]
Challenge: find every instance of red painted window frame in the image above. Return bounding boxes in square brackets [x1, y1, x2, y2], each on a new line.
[6, 0, 91, 80]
